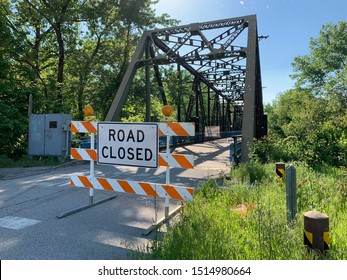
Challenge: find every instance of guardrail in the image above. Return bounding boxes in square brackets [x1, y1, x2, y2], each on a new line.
[229, 134, 242, 164]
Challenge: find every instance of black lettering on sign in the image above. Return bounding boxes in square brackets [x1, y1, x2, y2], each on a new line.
[108, 128, 145, 143]
[109, 129, 116, 141]
[136, 148, 143, 160]
[110, 147, 117, 159]
[127, 147, 134, 160]
[137, 130, 144, 142]
[117, 129, 125, 141]
[145, 149, 152, 161]
[99, 124, 156, 166]
[118, 147, 125, 159]
[102, 146, 109, 158]
[127, 130, 135, 142]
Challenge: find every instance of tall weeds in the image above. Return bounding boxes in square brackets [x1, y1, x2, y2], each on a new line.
[135, 162, 347, 260]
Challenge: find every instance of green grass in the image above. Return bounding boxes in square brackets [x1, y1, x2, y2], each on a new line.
[0, 154, 62, 168]
[134, 162, 347, 260]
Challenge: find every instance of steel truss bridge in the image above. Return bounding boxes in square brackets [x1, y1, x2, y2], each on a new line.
[106, 15, 267, 161]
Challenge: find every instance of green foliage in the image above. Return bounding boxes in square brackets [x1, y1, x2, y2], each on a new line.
[251, 135, 299, 163]
[252, 21, 347, 167]
[0, 103, 27, 158]
[292, 22, 347, 95]
[254, 88, 347, 167]
[135, 163, 347, 260]
[231, 160, 271, 184]
[162, 66, 193, 120]
[0, 0, 178, 158]
[0, 4, 30, 157]
[0, 155, 59, 168]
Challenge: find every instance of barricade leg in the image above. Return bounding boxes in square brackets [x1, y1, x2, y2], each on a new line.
[57, 195, 117, 219]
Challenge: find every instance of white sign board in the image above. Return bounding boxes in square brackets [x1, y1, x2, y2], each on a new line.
[97, 122, 158, 168]
[205, 126, 220, 138]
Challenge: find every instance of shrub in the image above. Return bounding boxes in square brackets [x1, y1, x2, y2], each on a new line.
[231, 160, 270, 184]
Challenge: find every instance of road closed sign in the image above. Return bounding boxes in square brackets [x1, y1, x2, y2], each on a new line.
[97, 122, 158, 168]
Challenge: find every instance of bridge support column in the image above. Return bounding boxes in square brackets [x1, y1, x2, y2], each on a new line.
[241, 15, 263, 162]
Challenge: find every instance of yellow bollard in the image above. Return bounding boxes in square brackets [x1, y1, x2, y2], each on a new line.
[275, 162, 285, 182]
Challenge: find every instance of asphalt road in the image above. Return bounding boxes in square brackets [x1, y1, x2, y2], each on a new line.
[0, 139, 231, 260]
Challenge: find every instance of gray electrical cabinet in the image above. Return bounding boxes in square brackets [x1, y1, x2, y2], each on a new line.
[28, 114, 71, 160]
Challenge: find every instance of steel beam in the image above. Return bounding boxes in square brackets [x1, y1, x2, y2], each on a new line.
[241, 15, 262, 161]
[145, 43, 151, 122]
[105, 15, 266, 161]
[105, 32, 151, 121]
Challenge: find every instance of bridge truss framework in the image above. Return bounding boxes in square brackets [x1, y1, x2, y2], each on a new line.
[106, 14, 267, 161]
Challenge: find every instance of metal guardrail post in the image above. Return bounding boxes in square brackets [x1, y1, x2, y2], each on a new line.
[230, 135, 242, 165]
[286, 165, 297, 223]
[232, 136, 239, 165]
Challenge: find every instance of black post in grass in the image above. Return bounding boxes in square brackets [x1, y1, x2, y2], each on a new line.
[304, 211, 330, 253]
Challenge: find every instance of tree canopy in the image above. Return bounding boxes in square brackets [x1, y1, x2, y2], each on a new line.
[291, 21, 347, 105]
[254, 21, 347, 167]
[0, 0, 179, 157]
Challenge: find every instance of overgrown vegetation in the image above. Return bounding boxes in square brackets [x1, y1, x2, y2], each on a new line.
[252, 22, 347, 167]
[134, 162, 347, 260]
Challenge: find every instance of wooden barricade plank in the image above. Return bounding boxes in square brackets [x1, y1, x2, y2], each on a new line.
[158, 122, 195, 136]
[70, 121, 97, 133]
[70, 175, 194, 201]
[70, 121, 195, 137]
[158, 153, 194, 169]
[70, 148, 194, 169]
[70, 148, 97, 161]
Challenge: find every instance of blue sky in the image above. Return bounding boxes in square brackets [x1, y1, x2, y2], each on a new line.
[154, 0, 347, 104]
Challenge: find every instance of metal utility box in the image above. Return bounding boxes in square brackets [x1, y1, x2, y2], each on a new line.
[28, 114, 71, 160]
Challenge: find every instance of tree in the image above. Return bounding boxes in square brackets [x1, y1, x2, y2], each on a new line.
[162, 66, 193, 121]
[3, 0, 79, 112]
[253, 21, 347, 166]
[0, 4, 28, 157]
[2, 0, 176, 116]
[0, 0, 178, 157]
[291, 21, 347, 105]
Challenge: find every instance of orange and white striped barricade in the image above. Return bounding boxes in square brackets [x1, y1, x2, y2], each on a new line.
[158, 122, 195, 217]
[70, 121, 97, 134]
[71, 148, 194, 169]
[70, 175, 194, 202]
[70, 121, 98, 205]
[58, 121, 116, 218]
[158, 122, 195, 137]
[70, 148, 97, 161]
[64, 121, 195, 221]
[158, 153, 194, 169]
